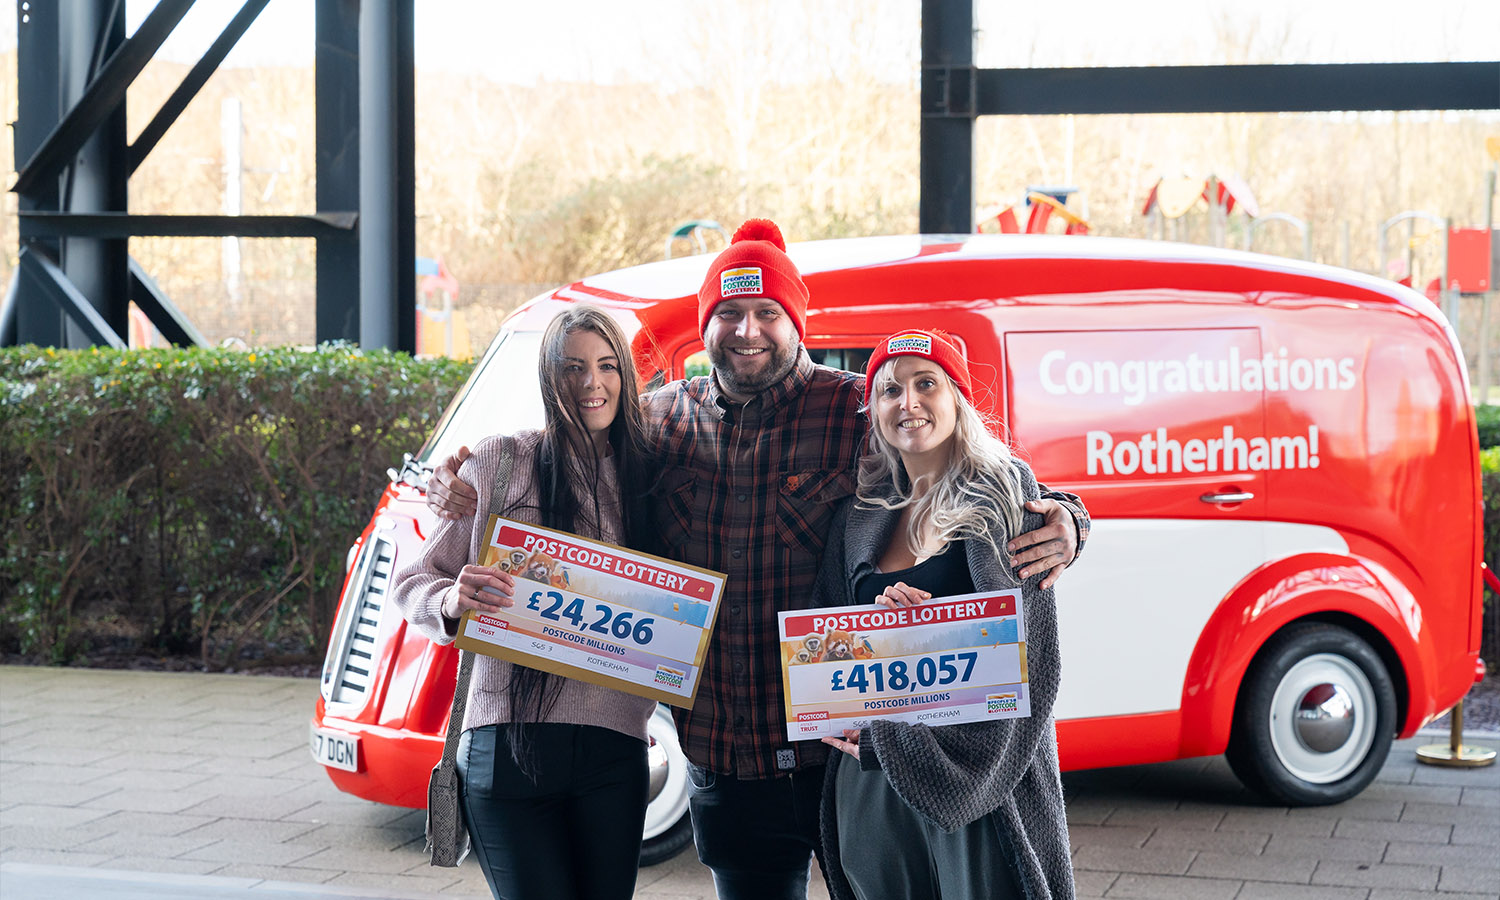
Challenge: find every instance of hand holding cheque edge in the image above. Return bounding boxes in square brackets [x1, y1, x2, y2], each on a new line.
[823, 727, 862, 760]
[425, 454, 1082, 586]
[440, 563, 516, 620]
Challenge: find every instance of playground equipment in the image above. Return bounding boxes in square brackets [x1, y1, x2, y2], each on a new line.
[414, 256, 469, 359]
[977, 187, 1092, 235]
[664, 220, 729, 260]
[1244, 213, 1311, 261]
[1142, 174, 1259, 247]
[1379, 214, 1494, 402]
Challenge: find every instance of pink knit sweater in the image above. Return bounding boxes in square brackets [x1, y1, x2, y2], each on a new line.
[391, 430, 655, 741]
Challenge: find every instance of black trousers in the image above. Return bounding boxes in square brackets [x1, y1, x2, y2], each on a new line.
[457, 723, 647, 900]
[686, 762, 826, 900]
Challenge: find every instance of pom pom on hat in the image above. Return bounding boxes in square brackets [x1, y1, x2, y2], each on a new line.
[732, 218, 786, 251]
[698, 218, 809, 336]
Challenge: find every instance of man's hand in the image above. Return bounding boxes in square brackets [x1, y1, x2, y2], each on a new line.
[1007, 499, 1079, 590]
[427, 446, 478, 521]
[440, 565, 516, 620]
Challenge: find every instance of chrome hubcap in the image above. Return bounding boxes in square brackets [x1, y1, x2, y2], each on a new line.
[1268, 653, 1376, 784]
[1293, 682, 1356, 753]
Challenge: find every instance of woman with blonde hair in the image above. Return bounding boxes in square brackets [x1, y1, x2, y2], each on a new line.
[391, 304, 657, 900]
[813, 329, 1075, 900]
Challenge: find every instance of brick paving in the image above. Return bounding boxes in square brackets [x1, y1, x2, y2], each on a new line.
[1, 665, 1496, 899]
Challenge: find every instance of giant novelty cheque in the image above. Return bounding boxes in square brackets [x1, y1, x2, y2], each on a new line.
[456, 516, 725, 707]
[779, 590, 1029, 741]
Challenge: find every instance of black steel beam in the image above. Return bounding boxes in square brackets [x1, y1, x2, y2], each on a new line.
[19, 212, 358, 238]
[394, 0, 416, 355]
[128, 0, 273, 176]
[973, 62, 1500, 116]
[59, 0, 130, 349]
[315, 0, 361, 344]
[128, 257, 208, 347]
[18, 247, 126, 349]
[14, 0, 65, 346]
[12, 0, 196, 197]
[919, 0, 975, 234]
[358, 0, 415, 353]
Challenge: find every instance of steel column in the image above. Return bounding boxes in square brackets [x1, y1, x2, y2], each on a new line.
[919, 0, 975, 235]
[13, 0, 65, 346]
[357, 0, 415, 353]
[58, 0, 129, 348]
[316, 0, 361, 344]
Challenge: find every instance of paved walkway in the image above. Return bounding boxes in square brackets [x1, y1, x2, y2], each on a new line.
[0, 665, 1495, 899]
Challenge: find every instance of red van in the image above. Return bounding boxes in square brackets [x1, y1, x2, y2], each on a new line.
[311, 235, 1484, 856]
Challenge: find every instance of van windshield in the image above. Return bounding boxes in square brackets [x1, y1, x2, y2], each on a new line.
[418, 330, 546, 467]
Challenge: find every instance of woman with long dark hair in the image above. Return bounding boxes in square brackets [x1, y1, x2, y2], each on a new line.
[392, 305, 657, 900]
[814, 329, 1075, 900]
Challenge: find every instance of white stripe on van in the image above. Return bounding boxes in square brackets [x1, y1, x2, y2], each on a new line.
[1053, 520, 1349, 721]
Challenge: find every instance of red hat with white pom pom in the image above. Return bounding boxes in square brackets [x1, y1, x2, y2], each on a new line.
[697, 218, 810, 337]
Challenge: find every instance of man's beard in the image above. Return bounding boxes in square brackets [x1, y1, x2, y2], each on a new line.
[707, 340, 799, 397]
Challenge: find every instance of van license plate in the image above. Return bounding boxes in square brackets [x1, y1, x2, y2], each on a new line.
[310, 725, 360, 772]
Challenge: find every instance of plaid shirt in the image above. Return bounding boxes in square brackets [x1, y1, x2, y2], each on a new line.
[643, 352, 1089, 779]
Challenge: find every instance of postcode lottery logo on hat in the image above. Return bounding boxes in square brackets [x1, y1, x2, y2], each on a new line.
[886, 332, 933, 355]
[720, 267, 764, 297]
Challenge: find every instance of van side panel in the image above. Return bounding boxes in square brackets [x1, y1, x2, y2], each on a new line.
[1260, 301, 1480, 731]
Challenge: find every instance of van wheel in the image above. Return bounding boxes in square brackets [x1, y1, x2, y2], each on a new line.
[1227, 623, 1396, 806]
[640, 705, 694, 866]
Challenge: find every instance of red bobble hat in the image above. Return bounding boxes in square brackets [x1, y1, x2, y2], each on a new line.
[697, 219, 810, 337]
[865, 329, 974, 403]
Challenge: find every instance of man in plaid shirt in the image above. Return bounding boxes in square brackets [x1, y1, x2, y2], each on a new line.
[427, 219, 1088, 898]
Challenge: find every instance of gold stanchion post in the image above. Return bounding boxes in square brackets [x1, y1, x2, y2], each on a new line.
[1415, 700, 1497, 767]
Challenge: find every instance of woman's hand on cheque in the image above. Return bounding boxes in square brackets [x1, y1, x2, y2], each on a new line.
[441, 565, 515, 620]
[822, 728, 862, 760]
[875, 581, 931, 609]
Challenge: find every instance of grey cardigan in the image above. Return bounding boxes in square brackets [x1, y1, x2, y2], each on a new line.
[813, 460, 1075, 900]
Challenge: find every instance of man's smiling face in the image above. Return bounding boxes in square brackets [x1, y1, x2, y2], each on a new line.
[702, 297, 800, 400]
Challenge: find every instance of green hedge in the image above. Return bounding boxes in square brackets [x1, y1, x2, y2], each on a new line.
[1477, 404, 1500, 451]
[0, 345, 472, 667]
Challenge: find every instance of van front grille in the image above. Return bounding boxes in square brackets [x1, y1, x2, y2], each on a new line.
[321, 535, 395, 708]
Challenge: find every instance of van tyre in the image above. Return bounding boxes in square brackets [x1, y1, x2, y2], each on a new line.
[1227, 623, 1396, 806]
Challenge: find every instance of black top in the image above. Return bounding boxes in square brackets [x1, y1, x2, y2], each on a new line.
[854, 539, 975, 605]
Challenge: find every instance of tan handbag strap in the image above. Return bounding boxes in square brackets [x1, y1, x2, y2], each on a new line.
[441, 436, 515, 761]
